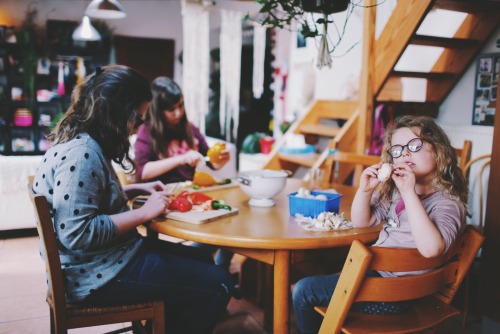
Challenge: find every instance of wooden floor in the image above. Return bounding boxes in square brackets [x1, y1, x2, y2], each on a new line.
[0, 231, 488, 334]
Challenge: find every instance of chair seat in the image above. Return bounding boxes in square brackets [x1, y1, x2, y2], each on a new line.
[46, 293, 157, 317]
[316, 296, 460, 334]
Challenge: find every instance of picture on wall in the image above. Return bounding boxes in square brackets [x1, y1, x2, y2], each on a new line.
[472, 53, 499, 126]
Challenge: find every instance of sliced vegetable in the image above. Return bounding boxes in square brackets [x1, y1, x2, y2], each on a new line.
[168, 196, 192, 212]
[216, 178, 232, 185]
[193, 171, 217, 186]
[209, 200, 232, 211]
[177, 191, 213, 205]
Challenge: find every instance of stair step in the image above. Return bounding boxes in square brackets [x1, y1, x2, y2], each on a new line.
[299, 124, 341, 138]
[278, 153, 320, 168]
[390, 70, 455, 80]
[411, 35, 478, 48]
[435, 0, 500, 13]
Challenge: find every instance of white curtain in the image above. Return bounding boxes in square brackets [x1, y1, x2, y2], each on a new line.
[219, 9, 243, 142]
[252, 25, 266, 99]
[181, 0, 210, 134]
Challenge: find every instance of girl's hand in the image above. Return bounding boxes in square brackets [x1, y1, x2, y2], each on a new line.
[209, 150, 230, 170]
[358, 163, 383, 192]
[182, 150, 204, 167]
[391, 162, 416, 195]
[141, 192, 170, 219]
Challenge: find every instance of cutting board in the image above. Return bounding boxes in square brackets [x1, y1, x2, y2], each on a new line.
[172, 179, 239, 193]
[166, 208, 239, 224]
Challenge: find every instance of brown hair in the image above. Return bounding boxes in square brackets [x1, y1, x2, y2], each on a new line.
[48, 65, 152, 170]
[145, 76, 194, 157]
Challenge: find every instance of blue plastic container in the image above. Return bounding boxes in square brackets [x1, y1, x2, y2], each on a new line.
[288, 191, 342, 218]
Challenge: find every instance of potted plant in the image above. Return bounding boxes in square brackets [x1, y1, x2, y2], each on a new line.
[252, 0, 352, 68]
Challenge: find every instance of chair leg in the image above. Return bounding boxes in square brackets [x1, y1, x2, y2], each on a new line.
[462, 272, 471, 327]
[49, 310, 56, 334]
[152, 301, 165, 334]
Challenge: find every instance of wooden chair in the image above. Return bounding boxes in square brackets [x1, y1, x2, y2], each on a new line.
[322, 150, 382, 188]
[455, 139, 472, 175]
[460, 153, 491, 326]
[27, 177, 165, 334]
[314, 225, 484, 334]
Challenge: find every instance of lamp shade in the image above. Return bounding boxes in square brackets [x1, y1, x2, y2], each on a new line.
[72, 16, 102, 41]
[85, 0, 127, 19]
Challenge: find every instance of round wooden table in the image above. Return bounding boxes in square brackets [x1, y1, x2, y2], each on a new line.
[145, 178, 380, 334]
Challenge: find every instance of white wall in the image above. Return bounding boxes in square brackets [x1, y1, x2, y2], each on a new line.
[3, 0, 498, 132]
[0, 0, 266, 86]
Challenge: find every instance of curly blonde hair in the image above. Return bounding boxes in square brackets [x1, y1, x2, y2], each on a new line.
[376, 115, 468, 210]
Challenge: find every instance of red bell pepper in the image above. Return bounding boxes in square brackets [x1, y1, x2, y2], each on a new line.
[168, 196, 192, 212]
[177, 191, 213, 205]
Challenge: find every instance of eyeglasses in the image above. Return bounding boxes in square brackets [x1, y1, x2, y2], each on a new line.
[387, 138, 424, 159]
[130, 111, 144, 129]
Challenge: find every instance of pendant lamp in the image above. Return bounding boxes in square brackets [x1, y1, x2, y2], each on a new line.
[72, 16, 102, 41]
[85, 0, 127, 19]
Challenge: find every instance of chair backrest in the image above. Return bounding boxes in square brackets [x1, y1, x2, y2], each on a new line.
[455, 139, 472, 175]
[27, 176, 69, 325]
[323, 150, 381, 187]
[319, 225, 484, 333]
[463, 154, 491, 231]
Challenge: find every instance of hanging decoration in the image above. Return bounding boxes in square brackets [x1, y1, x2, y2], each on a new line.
[76, 57, 86, 86]
[316, 13, 332, 69]
[181, 0, 210, 133]
[219, 9, 243, 142]
[252, 25, 266, 99]
[57, 61, 65, 96]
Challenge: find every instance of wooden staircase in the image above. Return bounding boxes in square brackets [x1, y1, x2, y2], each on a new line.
[376, 0, 500, 106]
[261, 0, 500, 179]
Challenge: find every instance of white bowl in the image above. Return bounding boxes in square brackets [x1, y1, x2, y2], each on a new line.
[237, 169, 290, 207]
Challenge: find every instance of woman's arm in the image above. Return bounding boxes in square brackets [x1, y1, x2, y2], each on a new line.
[110, 192, 170, 235]
[123, 181, 170, 198]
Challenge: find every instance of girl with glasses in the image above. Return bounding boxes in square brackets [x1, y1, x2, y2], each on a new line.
[134, 76, 229, 184]
[293, 115, 469, 334]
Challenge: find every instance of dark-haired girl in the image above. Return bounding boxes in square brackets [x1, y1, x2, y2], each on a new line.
[33, 65, 232, 334]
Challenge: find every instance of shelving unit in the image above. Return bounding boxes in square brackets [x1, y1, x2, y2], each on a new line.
[0, 21, 111, 155]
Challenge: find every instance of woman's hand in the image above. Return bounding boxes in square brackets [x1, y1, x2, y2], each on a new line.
[209, 150, 230, 170]
[140, 192, 171, 220]
[182, 150, 204, 167]
[140, 181, 169, 195]
[123, 181, 170, 198]
[358, 163, 383, 193]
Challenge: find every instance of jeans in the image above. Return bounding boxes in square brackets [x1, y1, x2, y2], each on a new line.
[84, 238, 233, 334]
[292, 270, 411, 334]
[191, 242, 234, 269]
